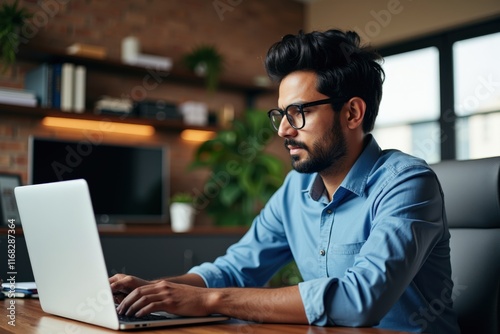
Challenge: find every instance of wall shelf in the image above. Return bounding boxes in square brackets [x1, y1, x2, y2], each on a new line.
[0, 103, 218, 132]
[4, 45, 276, 132]
[18, 45, 274, 95]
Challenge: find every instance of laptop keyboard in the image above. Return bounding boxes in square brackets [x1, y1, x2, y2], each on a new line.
[118, 312, 174, 323]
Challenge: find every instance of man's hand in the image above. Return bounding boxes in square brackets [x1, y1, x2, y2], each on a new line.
[114, 279, 214, 318]
[109, 274, 154, 304]
[109, 273, 308, 324]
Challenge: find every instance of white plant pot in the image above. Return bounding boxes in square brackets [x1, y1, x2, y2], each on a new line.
[194, 62, 208, 77]
[170, 203, 195, 232]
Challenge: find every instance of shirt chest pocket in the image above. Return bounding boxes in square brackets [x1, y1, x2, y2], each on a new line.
[327, 241, 366, 278]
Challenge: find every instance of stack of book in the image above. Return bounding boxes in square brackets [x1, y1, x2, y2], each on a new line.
[94, 96, 133, 115]
[24, 62, 86, 113]
[0, 87, 37, 107]
[2, 281, 38, 299]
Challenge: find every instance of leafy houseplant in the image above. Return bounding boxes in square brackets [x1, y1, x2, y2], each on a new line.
[171, 192, 194, 204]
[0, 0, 31, 72]
[190, 109, 285, 226]
[183, 44, 224, 92]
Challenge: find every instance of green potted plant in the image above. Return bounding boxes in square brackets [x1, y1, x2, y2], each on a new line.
[0, 0, 31, 72]
[190, 109, 286, 226]
[183, 44, 224, 92]
[170, 192, 196, 232]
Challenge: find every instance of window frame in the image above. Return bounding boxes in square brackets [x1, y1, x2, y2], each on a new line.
[377, 17, 500, 161]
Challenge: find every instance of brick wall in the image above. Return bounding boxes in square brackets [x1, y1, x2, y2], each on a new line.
[2, 0, 304, 89]
[0, 0, 303, 225]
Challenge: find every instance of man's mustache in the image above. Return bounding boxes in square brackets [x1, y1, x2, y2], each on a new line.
[284, 139, 308, 152]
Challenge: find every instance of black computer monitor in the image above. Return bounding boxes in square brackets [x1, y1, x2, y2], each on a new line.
[29, 136, 168, 224]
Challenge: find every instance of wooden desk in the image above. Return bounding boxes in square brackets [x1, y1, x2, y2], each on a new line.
[1, 299, 411, 334]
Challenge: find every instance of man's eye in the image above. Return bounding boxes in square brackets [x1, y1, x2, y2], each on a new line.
[287, 106, 301, 116]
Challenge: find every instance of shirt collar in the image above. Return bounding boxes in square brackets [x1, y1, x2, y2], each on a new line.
[306, 134, 381, 201]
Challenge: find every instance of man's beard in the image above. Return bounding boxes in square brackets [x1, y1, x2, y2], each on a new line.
[285, 117, 347, 174]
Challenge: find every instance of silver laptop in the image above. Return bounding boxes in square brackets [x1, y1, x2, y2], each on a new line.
[14, 179, 229, 330]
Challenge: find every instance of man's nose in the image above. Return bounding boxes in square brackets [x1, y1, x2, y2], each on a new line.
[278, 117, 297, 138]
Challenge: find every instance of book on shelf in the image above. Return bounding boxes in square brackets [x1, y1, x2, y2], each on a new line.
[94, 96, 133, 115]
[0, 95, 37, 107]
[67, 43, 106, 59]
[23, 62, 86, 112]
[0, 87, 35, 99]
[51, 63, 62, 108]
[24, 63, 52, 107]
[73, 65, 86, 113]
[60, 63, 74, 112]
[0, 87, 37, 107]
[2, 282, 38, 299]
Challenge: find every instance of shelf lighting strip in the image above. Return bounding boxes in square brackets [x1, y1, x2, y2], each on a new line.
[180, 129, 216, 142]
[41, 117, 155, 136]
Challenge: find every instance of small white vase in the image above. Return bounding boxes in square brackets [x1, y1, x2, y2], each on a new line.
[170, 203, 195, 232]
[194, 62, 208, 76]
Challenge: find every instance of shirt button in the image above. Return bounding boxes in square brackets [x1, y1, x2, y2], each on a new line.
[320, 249, 326, 256]
[326, 210, 332, 214]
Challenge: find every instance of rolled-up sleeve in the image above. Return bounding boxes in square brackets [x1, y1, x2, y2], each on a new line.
[188, 262, 227, 288]
[298, 278, 336, 326]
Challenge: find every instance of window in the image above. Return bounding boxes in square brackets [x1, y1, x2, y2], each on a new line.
[453, 32, 500, 159]
[376, 17, 500, 162]
[373, 47, 441, 163]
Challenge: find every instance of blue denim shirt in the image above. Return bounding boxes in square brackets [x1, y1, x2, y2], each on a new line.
[189, 135, 460, 333]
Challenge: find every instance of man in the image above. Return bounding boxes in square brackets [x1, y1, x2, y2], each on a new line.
[110, 29, 460, 333]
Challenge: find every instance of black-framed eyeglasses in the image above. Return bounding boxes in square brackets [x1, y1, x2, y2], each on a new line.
[267, 97, 346, 131]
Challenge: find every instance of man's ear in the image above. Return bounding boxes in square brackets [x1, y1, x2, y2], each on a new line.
[344, 97, 366, 130]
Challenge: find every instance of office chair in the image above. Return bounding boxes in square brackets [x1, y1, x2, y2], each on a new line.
[431, 156, 500, 334]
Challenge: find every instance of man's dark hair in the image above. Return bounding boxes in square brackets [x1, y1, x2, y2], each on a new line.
[265, 29, 385, 133]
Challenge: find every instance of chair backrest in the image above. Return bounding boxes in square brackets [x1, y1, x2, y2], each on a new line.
[431, 156, 500, 334]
